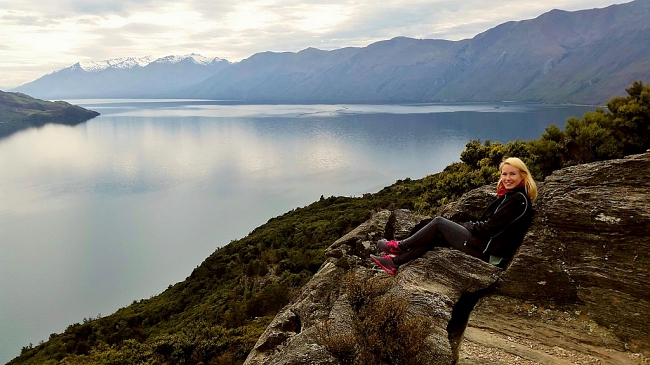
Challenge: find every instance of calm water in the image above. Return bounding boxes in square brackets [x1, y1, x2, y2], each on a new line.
[0, 100, 594, 362]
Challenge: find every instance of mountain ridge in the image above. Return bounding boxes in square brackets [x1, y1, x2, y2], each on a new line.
[12, 0, 650, 104]
[191, 0, 649, 104]
[14, 0, 650, 105]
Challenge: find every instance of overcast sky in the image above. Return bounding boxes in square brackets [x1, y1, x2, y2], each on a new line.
[0, 0, 630, 89]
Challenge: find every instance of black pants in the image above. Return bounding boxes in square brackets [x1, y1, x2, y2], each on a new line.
[393, 217, 487, 265]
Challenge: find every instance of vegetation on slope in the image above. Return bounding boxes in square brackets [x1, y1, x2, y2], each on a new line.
[0, 90, 99, 139]
[9, 81, 649, 365]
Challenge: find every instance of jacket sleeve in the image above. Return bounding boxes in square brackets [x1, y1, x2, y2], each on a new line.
[463, 194, 528, 239]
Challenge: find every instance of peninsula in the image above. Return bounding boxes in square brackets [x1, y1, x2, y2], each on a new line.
[0, 90, 99, 139]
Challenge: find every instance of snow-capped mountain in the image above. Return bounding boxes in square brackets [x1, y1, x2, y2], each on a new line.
[13, 54, 231, 99]
[66, 54, 225, 72]
[153, 54, 225, 66]
[71, 56, 154, 72]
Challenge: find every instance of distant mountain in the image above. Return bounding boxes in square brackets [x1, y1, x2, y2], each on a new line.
[13, 54, 231, 99]
[181, 39, 465, 103]
[433, 0, 650, 104]
[12, 0, 650, 104]
[0, 90, 99, 139]
[184, 0, 650, 105]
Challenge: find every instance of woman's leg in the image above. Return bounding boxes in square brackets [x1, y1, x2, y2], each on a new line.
[399, 217, 471, 250]
[392, 245, 429, 265]
[393, 217, 486, 264]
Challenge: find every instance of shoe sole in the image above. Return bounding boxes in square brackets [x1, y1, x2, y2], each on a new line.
[370, 255, 397, 276]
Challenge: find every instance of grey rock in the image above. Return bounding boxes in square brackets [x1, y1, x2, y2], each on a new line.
[246, 207, 501, 365]
[475, 152, 650, 362]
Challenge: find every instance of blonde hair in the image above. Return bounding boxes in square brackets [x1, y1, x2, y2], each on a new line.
[498, 157, 538, 201]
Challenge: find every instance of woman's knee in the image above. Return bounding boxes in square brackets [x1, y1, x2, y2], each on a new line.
[433, 216, 466, 231]
[431, 216, 448, 226]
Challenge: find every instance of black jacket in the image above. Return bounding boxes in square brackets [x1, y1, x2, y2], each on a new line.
[462, 186, 533, 260]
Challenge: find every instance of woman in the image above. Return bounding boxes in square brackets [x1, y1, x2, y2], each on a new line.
[370, 157, 537, 275]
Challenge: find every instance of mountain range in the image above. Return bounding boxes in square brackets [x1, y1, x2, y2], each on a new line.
[12, 0, 650, 104]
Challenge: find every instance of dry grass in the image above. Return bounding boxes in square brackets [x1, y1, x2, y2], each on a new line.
[317, 271, 434, 365]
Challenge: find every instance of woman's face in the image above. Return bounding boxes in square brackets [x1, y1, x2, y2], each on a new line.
[500, 164, 524, 189]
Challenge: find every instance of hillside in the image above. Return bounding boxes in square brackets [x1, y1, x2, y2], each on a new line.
[8, 82, 649, 364]
[246, 152, 650, 364]
[0, 90, 99, 139]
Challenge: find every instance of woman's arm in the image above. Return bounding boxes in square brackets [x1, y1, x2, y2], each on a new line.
[463, 193, 528, 239]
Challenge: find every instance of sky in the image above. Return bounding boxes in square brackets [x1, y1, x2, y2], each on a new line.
[0, 0, 631, 89]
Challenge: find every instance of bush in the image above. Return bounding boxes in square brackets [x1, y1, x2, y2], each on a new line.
[318, 271, 433, 365]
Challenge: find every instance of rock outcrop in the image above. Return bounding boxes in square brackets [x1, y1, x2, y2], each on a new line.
[460, 152, 650, 364]
[244, 153, 650, 365]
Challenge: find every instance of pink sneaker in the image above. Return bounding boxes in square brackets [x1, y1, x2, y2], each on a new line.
[370, 254, 398, 275]
[377, 239, 403, 255]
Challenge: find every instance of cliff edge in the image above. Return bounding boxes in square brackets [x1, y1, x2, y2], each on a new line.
[244, 152, 650, 365]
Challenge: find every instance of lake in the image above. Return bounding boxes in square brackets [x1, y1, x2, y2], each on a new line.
[0, 100, 594, 362]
